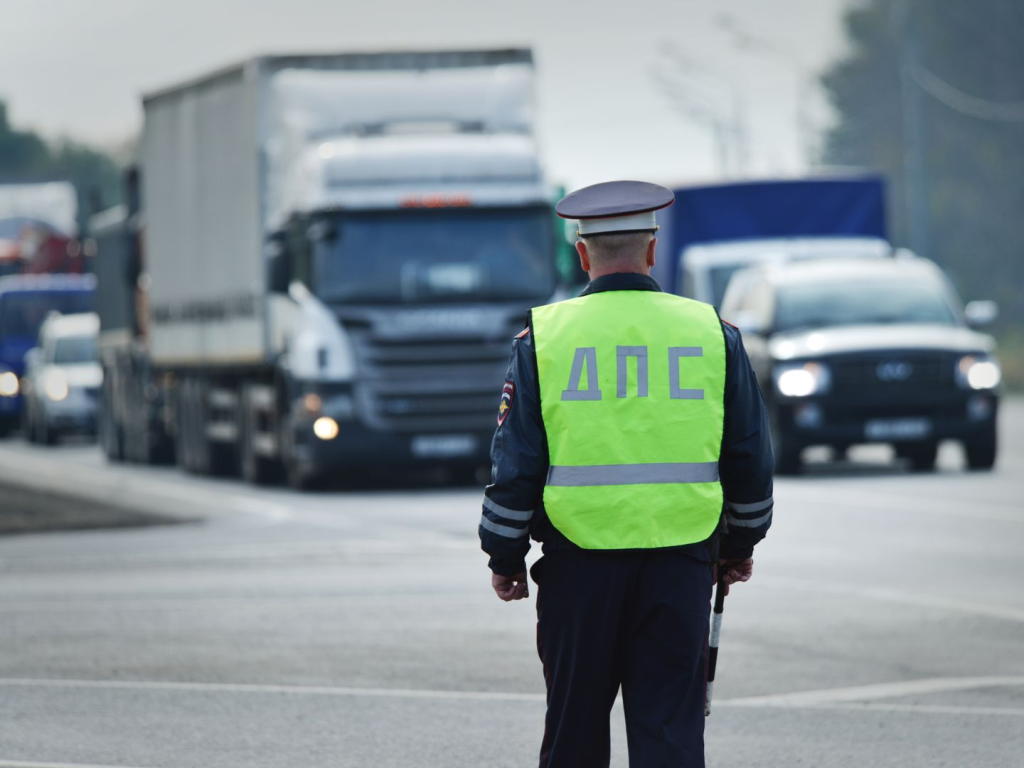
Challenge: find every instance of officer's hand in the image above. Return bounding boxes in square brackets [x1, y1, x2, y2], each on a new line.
[492, 572, 529, 601]
[717, 558, 753, 596]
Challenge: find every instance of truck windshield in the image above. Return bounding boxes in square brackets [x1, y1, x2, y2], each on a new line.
[775, 277, 959, 333]
[53, 335, 97, 364]
[310, 206, 556, 304]
[0, 292, 94, 339]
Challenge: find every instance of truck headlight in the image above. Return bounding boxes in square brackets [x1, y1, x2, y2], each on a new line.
[956, 355, 1000, 390]
[0, 371, 19, 397]
[44, 372, 69, 402]
[775, 362, 832, 398]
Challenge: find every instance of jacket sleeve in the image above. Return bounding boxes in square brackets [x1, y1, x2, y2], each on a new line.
[718, 322, 775, 560]
[479, 327, 548, 576]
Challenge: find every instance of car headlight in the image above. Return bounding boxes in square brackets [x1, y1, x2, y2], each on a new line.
[956, 355, 1001, 390]
[44, 372, 69, 402]
[775, 362, 832, 398]
[0, 371, 19, 397]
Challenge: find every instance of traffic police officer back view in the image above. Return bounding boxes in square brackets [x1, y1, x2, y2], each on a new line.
[479, 181, 775, 768]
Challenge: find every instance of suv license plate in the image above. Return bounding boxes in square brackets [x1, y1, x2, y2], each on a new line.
[411, 435, 477, 458]
[864, 418, 932, 441]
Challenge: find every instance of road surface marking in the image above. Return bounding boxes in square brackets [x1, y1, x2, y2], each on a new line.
[724, 675, 1024, 707]
[771, 577, 1024, 623]
[777, 483, 1024, 521]
[5, 675, 1023, 711]
[0, 678, 546, 703]
[763, 702, 1024, 717]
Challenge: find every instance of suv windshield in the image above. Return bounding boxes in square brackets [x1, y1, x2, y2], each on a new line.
[309, 206, 556, 305]
[774, 276, 959, 333]
[0, 292, 94, 338]
[53, 335, 97, 364]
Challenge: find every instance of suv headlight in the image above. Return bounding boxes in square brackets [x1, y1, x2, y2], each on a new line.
[44, 372, 69, 402]
[956, 354, 1000, 390]
[774, 362, 832, 398]
[0, 371, 19, 397]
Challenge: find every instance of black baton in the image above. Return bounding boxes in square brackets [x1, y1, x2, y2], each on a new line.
[705, 577, 727, 716]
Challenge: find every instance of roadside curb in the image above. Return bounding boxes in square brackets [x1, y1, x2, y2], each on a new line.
[0, 448, 208, 534]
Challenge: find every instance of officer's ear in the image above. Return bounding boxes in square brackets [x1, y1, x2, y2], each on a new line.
[575, 239, 591, 274]
[647, 236, 657, 271]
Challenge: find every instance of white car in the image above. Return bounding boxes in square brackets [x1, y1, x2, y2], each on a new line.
[678, 236, 891, 308]
[22, 312, 101, 444]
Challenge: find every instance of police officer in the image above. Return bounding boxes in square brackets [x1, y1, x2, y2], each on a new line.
[479, 181, 774, 768]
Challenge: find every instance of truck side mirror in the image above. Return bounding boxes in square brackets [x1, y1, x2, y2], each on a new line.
[964, 300, 998, 329]
[266, 234, 291, 294]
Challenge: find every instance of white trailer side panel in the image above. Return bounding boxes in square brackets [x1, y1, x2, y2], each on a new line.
[142, 66, 265, 367]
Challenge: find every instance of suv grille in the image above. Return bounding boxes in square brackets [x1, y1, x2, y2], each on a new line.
[830, 352, 955, 395]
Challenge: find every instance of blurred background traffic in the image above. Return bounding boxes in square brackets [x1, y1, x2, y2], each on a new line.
[0, 0, 1018, 483]
[0, 3, 1022, 767]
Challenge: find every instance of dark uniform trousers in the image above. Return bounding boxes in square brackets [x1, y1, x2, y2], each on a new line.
[533, 548, 714, 768]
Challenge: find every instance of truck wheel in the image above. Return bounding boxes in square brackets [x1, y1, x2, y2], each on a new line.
[964, 426, 997, 471]
[178, 376, 234, 476]
[897, 441, 938, 472]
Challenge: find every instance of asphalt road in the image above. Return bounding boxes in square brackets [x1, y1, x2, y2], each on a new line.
[0, 401, 1022, 767]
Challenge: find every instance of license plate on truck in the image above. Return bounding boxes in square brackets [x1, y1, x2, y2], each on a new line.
[864, 418, 932, 441]
[411, 434, 477, 459]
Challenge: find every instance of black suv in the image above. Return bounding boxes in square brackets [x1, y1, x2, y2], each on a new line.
[721, 257, 1000, 474]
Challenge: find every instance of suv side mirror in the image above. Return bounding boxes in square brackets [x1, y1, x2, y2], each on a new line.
[266, 233, 291, 294]
[964, 300, 998, 329]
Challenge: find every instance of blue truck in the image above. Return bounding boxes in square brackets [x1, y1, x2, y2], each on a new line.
[0, 273, 95, 433]
[650, 176, 889, 307]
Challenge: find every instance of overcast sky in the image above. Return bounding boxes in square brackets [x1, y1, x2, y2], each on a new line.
[1, 0, 852, 188]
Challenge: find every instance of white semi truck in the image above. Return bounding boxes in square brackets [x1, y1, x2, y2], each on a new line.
[97, 49, 559, 487]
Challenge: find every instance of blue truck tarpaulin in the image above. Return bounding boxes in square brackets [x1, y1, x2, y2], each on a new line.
[653, 177, 887, 294]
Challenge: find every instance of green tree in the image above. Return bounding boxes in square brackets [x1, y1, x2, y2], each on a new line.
[0, 100, 123, 231]
[0, 102, 51, 176]
[820, 0, 1024, 339]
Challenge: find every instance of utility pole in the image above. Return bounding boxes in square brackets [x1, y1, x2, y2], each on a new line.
[893, 0, 930, 258]
[716, 13, 817, 168]
[651, 44, 750, 178]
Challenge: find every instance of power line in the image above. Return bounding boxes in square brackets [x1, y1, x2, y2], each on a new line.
[912, 64, 1024, 122]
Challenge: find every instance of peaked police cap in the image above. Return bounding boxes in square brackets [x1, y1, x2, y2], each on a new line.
[555, 180, 674, 236]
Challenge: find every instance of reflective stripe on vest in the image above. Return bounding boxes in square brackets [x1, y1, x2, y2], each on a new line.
[531, 290, 726, 550]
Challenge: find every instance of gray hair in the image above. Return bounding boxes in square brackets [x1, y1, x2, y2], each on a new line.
[580, 231, 653, 270]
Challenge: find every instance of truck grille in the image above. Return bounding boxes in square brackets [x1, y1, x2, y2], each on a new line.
[830, 352, 955, 395]
[349, 328, 521, 433]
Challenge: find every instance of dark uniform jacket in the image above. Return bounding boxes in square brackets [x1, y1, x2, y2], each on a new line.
[480, 272, 775, 577]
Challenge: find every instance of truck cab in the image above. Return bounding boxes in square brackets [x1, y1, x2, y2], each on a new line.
[265, 85, 557, 485]
[126, 49, 560, 488]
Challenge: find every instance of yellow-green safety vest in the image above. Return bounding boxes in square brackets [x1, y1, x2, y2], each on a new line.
[531, 290, 726, 550]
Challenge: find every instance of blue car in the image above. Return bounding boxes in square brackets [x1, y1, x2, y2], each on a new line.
[0, 274, 95, 434]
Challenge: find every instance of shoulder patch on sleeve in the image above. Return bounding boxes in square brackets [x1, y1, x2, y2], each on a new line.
[497, 381, 515, 427]
[514, 327, 531, 339]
